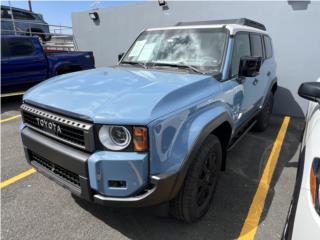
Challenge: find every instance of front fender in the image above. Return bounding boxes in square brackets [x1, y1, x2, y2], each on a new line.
[186, 106, 233, 152]
[148, 102, 233, 199]
[148, 101, 233, 176]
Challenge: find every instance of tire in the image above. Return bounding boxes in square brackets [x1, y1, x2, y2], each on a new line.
[253, 93, 274, 132]
[169, 134, 222, 223]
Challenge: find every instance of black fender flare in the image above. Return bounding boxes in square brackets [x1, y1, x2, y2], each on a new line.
[260, 77, 277, 108]
[270, 77, 278, 94]
[167, 112, 233, 200]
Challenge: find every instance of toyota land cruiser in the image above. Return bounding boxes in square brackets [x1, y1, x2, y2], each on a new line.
[20, 18, 277, 222]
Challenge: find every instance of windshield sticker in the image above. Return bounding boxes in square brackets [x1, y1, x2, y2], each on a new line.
[137, 43, 156, 62]
[128, 40, 147, 57]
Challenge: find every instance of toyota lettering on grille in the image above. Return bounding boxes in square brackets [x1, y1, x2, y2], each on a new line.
[36, 117, 62, 134]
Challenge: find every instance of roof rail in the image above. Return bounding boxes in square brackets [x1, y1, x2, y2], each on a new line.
[175, 18, 266, 31]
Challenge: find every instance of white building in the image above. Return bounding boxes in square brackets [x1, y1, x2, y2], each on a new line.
[72, 1, 320, 117]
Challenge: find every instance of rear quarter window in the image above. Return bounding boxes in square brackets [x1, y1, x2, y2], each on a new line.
[1, 9, 11, 19]
[264, 36, 273, 59]
[8, 39, 35, 57]
[12, 10, 35, 20]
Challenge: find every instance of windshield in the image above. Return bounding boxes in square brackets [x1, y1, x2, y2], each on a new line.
[121, 28, 228, 73]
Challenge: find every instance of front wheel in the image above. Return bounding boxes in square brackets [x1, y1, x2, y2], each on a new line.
[169, 135, 222, 222]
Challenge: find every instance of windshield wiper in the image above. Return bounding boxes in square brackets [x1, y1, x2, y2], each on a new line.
[177, 62, 208, 75]
[149, 62, 208, 74]
[120, 61, 147, 69]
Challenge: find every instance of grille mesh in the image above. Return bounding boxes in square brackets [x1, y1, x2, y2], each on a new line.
[30, 151, 80, 187]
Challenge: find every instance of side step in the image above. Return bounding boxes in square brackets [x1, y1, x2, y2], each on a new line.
[227, 120, 257, 151]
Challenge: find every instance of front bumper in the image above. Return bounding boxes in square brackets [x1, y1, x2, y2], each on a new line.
[21, 127, 178, 207]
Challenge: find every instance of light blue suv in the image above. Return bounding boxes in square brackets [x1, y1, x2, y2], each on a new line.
[20, 18, 277, 222]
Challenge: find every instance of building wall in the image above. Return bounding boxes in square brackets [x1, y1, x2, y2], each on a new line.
[72, 1, 320, 117]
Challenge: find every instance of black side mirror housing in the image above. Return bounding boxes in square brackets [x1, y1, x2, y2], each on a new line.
[118, 52, 124, 62]
[238, 56, 262, 78]
[298, 82, 320, 103]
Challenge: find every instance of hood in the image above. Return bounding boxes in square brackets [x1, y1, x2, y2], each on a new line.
[24, 67, 221, 124]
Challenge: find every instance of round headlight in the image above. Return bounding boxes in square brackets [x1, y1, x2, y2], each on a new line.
[99, 126, 131, 150]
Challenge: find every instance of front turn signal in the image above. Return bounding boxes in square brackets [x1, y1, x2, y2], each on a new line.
[133, 127, 148, 152]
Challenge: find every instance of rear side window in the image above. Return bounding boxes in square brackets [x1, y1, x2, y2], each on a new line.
[8, 39, 35, 57]
[231, 33, 251, 77]
[1, 9, 11, 19]
[1, 39, 9, 58]
[264, 36, 273, 58]
[12, 10, 35, 20]
[250, 34, 263, 58]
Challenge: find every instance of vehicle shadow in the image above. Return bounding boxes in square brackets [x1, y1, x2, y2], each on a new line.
[73, 115, 304, 240]
[1, 83, 40, 114]
[273, 86, 305, 118]
[1, 95, 23, 114]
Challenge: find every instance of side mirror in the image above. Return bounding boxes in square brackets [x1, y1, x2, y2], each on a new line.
[118, 52, 124, 62]
[298, 82, 320, 103]
[238, 56, 262, 78]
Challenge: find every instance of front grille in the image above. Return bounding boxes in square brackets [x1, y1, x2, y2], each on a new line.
[30, 151, 80, 187]
[21, 104, 93, 151]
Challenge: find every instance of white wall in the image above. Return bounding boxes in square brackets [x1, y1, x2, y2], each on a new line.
[72, 1, 320, 117]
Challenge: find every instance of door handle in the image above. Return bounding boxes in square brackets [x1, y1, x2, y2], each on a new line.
[267, 71, 271, 77]
[253, 78, 259, 86]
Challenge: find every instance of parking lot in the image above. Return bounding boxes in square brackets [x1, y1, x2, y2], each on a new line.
[1, 96, 304, 240]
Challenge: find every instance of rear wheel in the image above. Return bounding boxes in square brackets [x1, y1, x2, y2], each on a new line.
[170, 135, 222, 222]
[253, 93, 274, 132]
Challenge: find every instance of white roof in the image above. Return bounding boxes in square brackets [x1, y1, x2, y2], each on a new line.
[147, 24, 267, 35]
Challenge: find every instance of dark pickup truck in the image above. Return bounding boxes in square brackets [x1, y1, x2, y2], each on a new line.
[1, 35, 95, 93]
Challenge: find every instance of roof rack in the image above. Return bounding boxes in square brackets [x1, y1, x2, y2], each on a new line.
[175, 18, 266, 31]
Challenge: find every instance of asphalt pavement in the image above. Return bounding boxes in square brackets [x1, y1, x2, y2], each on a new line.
[1, 96, 304, 240]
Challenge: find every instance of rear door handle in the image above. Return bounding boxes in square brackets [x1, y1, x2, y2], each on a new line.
[253, 78, 259, 86]
[267, 71, 271, 77]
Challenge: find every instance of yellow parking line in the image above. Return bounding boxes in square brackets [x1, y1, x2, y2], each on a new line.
[0, 168, 37, 189]
[1, 91, 25, 98]
[238, 116, 291, 240]
[0, 115, 21, 123]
